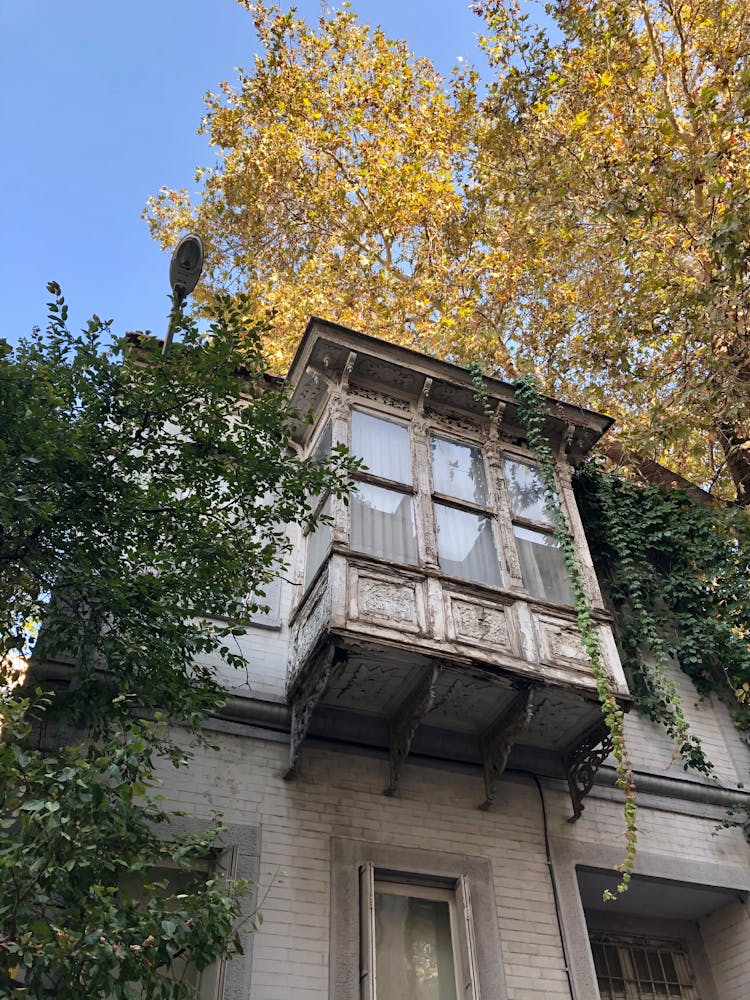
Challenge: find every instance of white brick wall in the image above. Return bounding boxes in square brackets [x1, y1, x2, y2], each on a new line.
[700, 897, 750, 1000]
[622, 657, 750, 786]
[157, 733, 750, 1000]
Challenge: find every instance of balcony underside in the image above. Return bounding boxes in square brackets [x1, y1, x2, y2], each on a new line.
[286, 634, 618, 814]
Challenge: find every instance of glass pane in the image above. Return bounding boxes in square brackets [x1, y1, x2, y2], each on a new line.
[435, 504, 502, 588]
[513, 526, 574, 604]
[351, 484, 418, 564]
[375, 891, 458, 1000]
[352, 409, 412, 484]
[311, 420, 332, 463]
[305, 497, 331, 589]
[430, 435, 488, 505]
[503, 458, 554, 524]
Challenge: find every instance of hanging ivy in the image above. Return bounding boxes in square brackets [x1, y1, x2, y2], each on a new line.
[574, 464, 750, 747]
[512, 375, 637, 897]
[469, 369, 750, 891]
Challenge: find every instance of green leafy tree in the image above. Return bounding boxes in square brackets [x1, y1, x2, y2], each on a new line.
[0, 285, 355, 997]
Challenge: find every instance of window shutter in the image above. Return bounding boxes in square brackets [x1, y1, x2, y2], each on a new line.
[456, 874, 481, 1000]
[359, 863, 376, 1000]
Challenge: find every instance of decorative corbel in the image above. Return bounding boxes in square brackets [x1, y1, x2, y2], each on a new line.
[489, 401, 507, 439]
[557, 421, 577, 464]
[340, 350, 358, 391]
[417, 377, 433, 414]
[563, 720, 614, 821]
[285, 647, 346, 780]
[384, 664, 440, 796]
[304, 363, 335, 391]
[479, 687, 535, 810]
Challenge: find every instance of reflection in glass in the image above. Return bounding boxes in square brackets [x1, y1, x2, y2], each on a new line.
[375, 892, 458, 1000]
[503, 459, 553, 523]
[311, 420, 332, 463]
[430, 435, 488, 505]
[513, 525, 573, 604]
[305, 496, 332, 589]
[351, 483, 417, 564]
[434, 504, 502, 587]
[352, 410, 412, 484]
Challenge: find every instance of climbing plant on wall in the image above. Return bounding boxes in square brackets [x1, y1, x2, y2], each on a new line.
[509, 374, 750, 893]
[574, 465, 750, 745]
[512, 375, 637, 897]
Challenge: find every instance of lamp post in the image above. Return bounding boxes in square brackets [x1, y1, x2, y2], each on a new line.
[162, 234, 204, 357]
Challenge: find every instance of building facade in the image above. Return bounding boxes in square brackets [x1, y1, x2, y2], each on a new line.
[163, 319, 750, 1000]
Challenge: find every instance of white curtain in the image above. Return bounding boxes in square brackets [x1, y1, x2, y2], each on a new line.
[431, 435, 488, 505]
[351, 484, 418, 565]
[434, 504, 502, 587]
[375, 891, 458, 1000]
[352, 410, 412, 484]
[513, 525, 573, 604]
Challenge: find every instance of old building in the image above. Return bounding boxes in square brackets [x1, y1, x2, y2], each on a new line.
[165, 319, 750, 999]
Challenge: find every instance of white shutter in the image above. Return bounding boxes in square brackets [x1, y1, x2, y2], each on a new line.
[456, 874, 481, 1000]
[359, 863, 376, 1000]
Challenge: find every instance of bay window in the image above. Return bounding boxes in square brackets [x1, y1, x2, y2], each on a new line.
[302, 406, 578, 606]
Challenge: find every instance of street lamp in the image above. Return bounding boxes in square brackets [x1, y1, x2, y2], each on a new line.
[162, 233, 204, 356]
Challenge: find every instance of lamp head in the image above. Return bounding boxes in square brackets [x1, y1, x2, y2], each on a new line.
[169, 234, 204, 302]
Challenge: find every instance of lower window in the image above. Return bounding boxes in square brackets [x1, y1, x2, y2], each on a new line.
[591, 933, 701, 999]
[360, 866, 478, 1000]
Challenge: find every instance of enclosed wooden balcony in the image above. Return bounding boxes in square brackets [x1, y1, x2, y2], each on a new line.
[283, 319, 630, 813]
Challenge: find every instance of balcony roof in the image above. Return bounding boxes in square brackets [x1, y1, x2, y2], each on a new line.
[286, 317, 614, 461]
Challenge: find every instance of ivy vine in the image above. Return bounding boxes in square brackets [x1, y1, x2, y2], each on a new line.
[574, 465, 750, 746]
[512, 375, 637, 898]
[470, 367, 750, 886]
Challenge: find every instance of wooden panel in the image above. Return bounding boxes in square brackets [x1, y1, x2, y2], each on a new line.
[534, 611, 590, 671]
[445, 592, 517, 655]
[288, 571, 332, 685]
[348, 566, 426, 635]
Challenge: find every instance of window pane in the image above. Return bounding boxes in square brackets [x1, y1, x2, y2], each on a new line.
[351, 484, 417, 564]
[513, 525, 573, 604]
[435, 504, 502, 588]
[352, 410, 412, 484]
[430, 435, 488, 505]
[311, 420, 332, 463]
[503, 459, 554, 524]
[375, 891, 458, 1000]
[305, 497, 331, 589]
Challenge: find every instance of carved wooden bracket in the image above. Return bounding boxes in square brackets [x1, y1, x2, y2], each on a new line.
[558, 421, 577, 463]
[479, 687, 535, 810]
[340, 350, 358, 390]
[564, 721, 614, 822]
[384, 664, 440, 796]
[285, 647, 346, 780]
[417, 376, 433, 413]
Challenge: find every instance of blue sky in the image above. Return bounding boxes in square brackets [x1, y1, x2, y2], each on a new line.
[0, 1, 487, 348]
